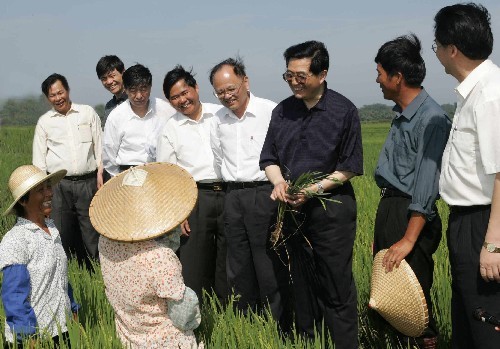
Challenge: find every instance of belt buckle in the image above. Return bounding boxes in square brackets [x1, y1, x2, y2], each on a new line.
[381, 188, 386, 197]
[213, 184, 223, 191]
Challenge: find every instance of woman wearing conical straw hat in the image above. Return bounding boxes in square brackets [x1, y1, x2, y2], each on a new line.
[0, 165, 80, 348]
[90, 162, 203, 349]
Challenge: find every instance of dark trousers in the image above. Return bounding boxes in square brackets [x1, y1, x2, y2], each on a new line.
[224, 184, 289, 324]
[287, 183, 358, 349]
[447, 205, 500, 349]
[373, 196, 441, 340]
[179, 188, 228, 303]
[51, 177, 100, 267]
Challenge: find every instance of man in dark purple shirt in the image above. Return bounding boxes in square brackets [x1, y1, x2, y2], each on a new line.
[260, 40, 363, 349]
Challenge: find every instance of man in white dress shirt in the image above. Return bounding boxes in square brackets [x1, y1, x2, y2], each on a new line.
[103, 64, 175, 177]
[33, 73, 102, 266]
[434, 4, 500, 348]
[209, 57, 289, 327]
[156, 65, 228, 303]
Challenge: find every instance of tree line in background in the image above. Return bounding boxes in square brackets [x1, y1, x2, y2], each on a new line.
[0, 95, 457, 126]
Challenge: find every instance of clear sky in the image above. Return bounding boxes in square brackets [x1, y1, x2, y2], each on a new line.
[1, 0, 499, 108]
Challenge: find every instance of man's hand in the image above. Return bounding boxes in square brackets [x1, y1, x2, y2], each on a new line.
[271, 181, 289, 202]
[382, 237, 416, 272]
[479, 247, 500, 283]
[180, 220, 191, 237]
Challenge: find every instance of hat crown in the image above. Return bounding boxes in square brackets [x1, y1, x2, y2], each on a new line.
[8, 165, 47, 199]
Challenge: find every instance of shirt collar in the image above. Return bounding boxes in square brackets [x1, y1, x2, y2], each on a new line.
[49, 102, 79, 117]
[177, 103, 214, 125]
[125, 98, 155, 120]
[16, 217, 59, 239]
[306, 81, 329, 111]
[114, 91, 128, 104]
[223, 92, 257, 120]
[455, 59, 492, 100]
[393, 87, 428, 120]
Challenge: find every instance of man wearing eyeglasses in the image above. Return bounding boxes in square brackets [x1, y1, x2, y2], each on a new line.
[260, 41, 363, 349]
[156, 65, 228, 304]
[209, 57, 290, 329]
[434, 4, 500, 349]
[103, 64, 175, 177]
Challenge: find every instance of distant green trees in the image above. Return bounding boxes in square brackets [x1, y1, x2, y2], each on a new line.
[358, 102, 457, 122]
[0, 95, 105, 126]
[0, 95, 457, 126]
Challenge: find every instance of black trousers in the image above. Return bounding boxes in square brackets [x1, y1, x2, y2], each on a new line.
[224, 184, 289, 324]
[287, 183, 358, 349]
[447, 205, 500, 349]
[373, 196, 441, 340]
[179, 188, 228, 303]
[51, 177, 100, 267]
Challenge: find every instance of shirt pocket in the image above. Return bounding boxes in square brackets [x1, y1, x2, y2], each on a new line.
[392, 140, 414, 178]
[247, 134, 266, 158]
[449, 130, 476, 169]
[78, 123, 92, 143]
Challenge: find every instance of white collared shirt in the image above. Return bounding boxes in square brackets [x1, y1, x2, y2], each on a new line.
[103, 98, 176, 176]
[440, 59, 500, 205]
[33, 103, 102, 176]
[156, 102, 222, 181]
[210, 93, 277, 181]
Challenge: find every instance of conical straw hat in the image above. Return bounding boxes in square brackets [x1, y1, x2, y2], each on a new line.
[89, 162, 197, 242]
[369, 249, 429, 337]
[4, 165, 66, 216]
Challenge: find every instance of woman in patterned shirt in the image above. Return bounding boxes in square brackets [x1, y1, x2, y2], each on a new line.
[0, 165, 79, 348]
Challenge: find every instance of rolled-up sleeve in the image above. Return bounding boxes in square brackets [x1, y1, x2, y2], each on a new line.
[409, 115, 451, 219]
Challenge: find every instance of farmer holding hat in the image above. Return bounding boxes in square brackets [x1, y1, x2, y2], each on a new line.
[0, 165, 80, 347]
[90, 162, 203, 349]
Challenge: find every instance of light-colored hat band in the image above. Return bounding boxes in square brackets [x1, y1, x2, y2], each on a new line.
[11, 172, 48, 199]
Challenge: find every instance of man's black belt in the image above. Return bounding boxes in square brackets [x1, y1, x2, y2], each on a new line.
[196, 182, 226, 191]
[64, 170, 97, 181]
[226, 181, 271, 190]
[380, 187, 411, 199]
[450, 204, 491, 214]
[119, 165, 136, 172]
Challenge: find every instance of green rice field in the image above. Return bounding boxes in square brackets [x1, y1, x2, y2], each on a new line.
[0, 123, 452, 348]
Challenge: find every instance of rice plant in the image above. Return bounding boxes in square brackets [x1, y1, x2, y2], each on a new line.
[0, 124, 450, 348]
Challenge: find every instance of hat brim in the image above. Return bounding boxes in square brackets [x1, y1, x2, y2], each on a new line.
[89, 162, 198, 242]
[369, 249, 429, 337]
[3, 169, 67, 216]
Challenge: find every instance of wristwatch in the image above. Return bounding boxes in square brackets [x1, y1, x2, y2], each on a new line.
[483, 242, 500, 253]
[316, 181, 324, 194]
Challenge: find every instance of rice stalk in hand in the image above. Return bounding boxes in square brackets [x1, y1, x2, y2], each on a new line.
[270, 171, 341, 247]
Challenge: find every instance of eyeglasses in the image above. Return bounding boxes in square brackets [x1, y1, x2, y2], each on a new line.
[431, 41, 442, 53]
[282, 71, 313, 84]
[213, 80, 245, 99]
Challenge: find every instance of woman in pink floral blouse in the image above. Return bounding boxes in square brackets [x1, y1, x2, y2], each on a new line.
[90, 163, 203, 349]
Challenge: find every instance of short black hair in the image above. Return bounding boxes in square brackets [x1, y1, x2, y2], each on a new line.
[41, 73, 70, 97]
[12, 192, 30, 217]
[123, 64, 152, 90]
[434, 3, 493, 60]
[375, 33, 426, 87]
[96, 55, 125, 79]
[283, 41, 329, 74]
[163, 65, 197, 99]
[209, 57, 246, 85]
